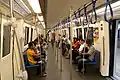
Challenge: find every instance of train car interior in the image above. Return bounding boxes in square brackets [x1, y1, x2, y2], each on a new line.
[0, 0, 120, 80]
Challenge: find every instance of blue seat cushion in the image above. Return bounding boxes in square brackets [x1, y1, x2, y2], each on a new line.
[23, 54, 40, 69]
[85, 51, 99, 65]
[25, 65, 39, 68]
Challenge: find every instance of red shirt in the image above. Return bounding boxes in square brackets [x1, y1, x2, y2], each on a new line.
[72, 41, 80, 49]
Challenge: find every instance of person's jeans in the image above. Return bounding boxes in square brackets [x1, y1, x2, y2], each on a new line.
[77, 58, 91, 71]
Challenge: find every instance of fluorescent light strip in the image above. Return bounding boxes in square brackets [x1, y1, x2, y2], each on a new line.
[27, 0, 42, 13]
[20, 0, 31, 13]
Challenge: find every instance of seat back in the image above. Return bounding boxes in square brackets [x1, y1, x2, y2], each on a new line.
[23, 53, 30, 66]
[92, 50, 100, 62]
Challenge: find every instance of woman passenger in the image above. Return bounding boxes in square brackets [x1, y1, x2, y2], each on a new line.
[72, 38, 80, 63]
[26, 42, 47, 76]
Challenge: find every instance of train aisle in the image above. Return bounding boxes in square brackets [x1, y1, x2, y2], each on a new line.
[29, 43, 105, 80]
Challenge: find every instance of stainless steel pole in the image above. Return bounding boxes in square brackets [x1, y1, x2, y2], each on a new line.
[59, 34, 63, 80]
[35, 15, 43, 76]
[10, 0, 15, 80]
[69, 6, 73, 80]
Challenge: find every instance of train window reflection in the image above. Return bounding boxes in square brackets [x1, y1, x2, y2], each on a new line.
[93, 28, 99, 43]
[3, 25, 11, 57]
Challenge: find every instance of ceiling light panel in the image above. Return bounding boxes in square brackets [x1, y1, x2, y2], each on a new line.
[27, 0, 42, 13]
[38, 16, 44, 21]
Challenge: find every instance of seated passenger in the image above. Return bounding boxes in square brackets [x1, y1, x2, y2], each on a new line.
[76, 39, 86, 61]
[79, 39, 85, 53]
[26, 42, 47, 76]
[76, 39, 96, 72]
[72, 37, 80, 50]
[72, 38, 80, 63]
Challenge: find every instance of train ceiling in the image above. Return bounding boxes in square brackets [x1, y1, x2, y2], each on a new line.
[0, 0, 31, 17]
[46, 0, 118, 28]
[0, 0, 47, 26]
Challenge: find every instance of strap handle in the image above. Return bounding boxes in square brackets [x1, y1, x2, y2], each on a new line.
[74, 12, 77, 19]
[78, 10, 82, 26]
[83, 4, 88, 25]
[104, 0, 113, 22]
[90, 0, 97, 24]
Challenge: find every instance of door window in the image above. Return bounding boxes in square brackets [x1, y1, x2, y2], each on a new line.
[24, 27, 29, 45]
[31, 28, 33, 41]
[84, 27, 94, 44]
[76, 28, 82, 39]
[113, 22, 120, 79]
[3, 25, 11, 57]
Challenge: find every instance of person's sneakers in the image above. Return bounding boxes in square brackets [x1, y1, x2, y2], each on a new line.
[76, 69, 80, 72]
[39, 73, 47, 77]
[80, 68, 86, 73]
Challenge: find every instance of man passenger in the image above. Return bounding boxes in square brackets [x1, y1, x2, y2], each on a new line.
[76, 39, 96, 72]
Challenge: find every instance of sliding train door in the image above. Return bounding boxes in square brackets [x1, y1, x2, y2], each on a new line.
[1, 19, 13, 80]
[113, 20, 120, 80]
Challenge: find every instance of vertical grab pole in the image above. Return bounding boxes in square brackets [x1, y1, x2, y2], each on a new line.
[57, 21, 60, 63]
[60, 39, 63, 80]
[54, 37, 56, 57]
[35, 14, 43, 76]
[69, 6, 73, 80]
[56, 33, 59, 63]
[10, 0, 15, 80]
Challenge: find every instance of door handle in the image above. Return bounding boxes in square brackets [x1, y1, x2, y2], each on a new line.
[103, 36, 105, 66]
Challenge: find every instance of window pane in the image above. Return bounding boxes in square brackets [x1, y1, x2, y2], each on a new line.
[24, 27, 29, 45]
[76, 28, 82, 39]
[3, 25, 11, 57]
[84, 27, 94, 44]
[93, 28, 99, 43]
[31, 28, 33, 41]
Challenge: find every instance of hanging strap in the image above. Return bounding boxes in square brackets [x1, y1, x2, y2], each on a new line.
[74, 11, 77, 19]
[74, 11, 79, 26]
[104, 0, 113, 22]
[83, 4, 88, 25]
[78, 10, 82, 26]
[90, 0, 97, 24]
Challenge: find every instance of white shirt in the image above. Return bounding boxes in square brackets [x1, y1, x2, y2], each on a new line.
[67, 39, 71, 44]
[79, 43, 85, 52]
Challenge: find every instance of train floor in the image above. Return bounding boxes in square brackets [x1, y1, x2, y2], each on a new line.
[27, 44, 105, 80]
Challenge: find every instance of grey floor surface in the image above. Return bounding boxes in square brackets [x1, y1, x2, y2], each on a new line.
[28, 44, 105, 80]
